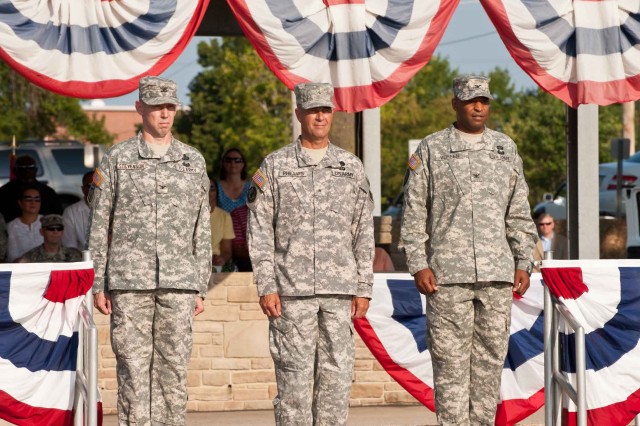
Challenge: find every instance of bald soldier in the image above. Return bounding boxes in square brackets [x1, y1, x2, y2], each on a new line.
[89, 76, 211, 426]
[248, 82, 374, 425]
[400, 75, 537, 425]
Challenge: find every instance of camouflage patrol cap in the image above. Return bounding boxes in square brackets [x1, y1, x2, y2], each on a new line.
[453, 75, 494, 101]
[41, 214, 63, 229]
[139, 76, 180, 106]
[294, 83, 334, 110]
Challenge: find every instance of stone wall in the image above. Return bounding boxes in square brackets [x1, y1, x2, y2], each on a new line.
[94, 272, 419, 414]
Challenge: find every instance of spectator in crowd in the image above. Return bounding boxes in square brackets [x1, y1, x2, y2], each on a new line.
[17, 214, 82, 263]
[532, 213, 567, 272]
[209, 178, 235, 272]
[62, 171, 94, 250]
[6, 185, 44, 262]
[373, 246, 395, 272]
[218, 148, 252, 271]
[0, 215, 6, 262]
[0, 155, 62, 222]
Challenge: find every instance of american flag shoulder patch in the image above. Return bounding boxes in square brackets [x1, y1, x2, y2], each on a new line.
[252, 169, 267, 190]
[408, 153, 421, 171]
[93, 167, 104, 188]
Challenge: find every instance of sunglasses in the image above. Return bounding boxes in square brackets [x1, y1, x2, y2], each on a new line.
[538, 222, 553, 226]
[224, 157, 244, 164]
[45, 226, 64, 232]
[16, 165, 36, 170]
[22, 196, 41, 202]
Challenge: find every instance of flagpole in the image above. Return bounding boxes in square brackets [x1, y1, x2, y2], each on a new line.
[9, 135, 16, 181]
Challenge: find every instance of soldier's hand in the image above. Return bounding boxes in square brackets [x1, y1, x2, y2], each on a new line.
[414, 268, 438, 294]
[93, 292, 112, 315]
[194, 297, 205, 317]
[513, 269, 531, 296]
[351, 297, 370, 319]
[259, 293, 282, 318]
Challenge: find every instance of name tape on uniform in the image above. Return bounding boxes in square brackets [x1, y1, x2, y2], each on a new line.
[331, 170, 354, 179]
[117, 163, 146, 170]
[279, 170, 307, 178]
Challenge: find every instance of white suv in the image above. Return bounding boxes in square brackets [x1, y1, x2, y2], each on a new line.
[0, 140, 102, 209]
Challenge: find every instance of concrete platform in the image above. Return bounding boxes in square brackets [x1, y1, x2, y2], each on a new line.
[99, 405, 545, 426]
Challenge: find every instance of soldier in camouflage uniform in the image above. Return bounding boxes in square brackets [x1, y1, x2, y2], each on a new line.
[400, 75, 537, 426]
[248, 82, 375, 426]
[17, 214, 82, 262]
[89, 76, 211, 426]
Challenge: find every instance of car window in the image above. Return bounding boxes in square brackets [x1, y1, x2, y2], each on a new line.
[0, 149, 44, 179]
[51, 148, 93, 175]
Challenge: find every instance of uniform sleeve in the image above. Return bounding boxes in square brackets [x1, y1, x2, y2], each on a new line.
[87, 156, 113, 293]
[193, 172, 213, 297]
[399, 147, 431, 275]
[351, 169, 375, 298]
[506, 153, 538, 272]
[247, 160, 277, 296]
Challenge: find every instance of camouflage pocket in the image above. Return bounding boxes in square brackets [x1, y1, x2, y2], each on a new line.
[268, 316, 293, 367]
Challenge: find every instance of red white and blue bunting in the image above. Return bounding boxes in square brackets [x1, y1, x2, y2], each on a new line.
[0, 262, 96, 426]
[227, 0, 459, 112]
[0, 0, 209, 99]
[481, 0, 640, 108]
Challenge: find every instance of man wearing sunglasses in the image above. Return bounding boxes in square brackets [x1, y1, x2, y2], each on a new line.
[0, 155, 63, 223]
[16, 214, 81, 263]
[532, 213, 567, 271]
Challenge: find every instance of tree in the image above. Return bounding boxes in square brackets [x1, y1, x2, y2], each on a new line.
[0, 61, 113, 144]
[175, 38, 292, 177]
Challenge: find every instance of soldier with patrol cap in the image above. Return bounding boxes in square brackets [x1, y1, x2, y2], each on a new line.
[17, 214, 82, 263]
[248, 82, 374, 425]
[89, 76, 211, 426]
[400, 75, 537, 425]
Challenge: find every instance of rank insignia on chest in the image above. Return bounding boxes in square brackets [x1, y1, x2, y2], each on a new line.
[496, 145, 505, 155]
[408, 153, 421, 171]
[252, 169, 267, 190]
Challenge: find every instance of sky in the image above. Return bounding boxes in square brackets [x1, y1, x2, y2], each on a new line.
[98, 1, 539, 107]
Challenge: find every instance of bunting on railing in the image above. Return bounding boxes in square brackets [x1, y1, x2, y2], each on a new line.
[0, 262, 95, 426]
[542, 260, 640, 426]
[354, 273, 545, 426]
[0, 0, 209, 99]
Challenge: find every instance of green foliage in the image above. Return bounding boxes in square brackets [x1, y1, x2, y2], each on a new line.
[0, 60, 113, 144]
[175, 38, 292, 177]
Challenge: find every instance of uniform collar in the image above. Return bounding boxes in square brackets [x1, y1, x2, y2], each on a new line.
[294, 137, 342, 168]
[136, 132, 182, 161]
[448, 124, 494, 152]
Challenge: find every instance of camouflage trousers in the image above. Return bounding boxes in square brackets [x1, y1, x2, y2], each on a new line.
[269, 295, 354, 426]
[426, 282, 512, 426]
[110, 289, 196, 426]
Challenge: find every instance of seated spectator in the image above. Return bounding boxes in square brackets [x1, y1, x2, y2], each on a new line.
[209, 179, 235, 272]
[6, 185, 43, 262]
[0, 155, 62, 223]
[0, 215, 6, 262]
[17, 214, 82, 263]
[62, 171, 94, 250]
[218, 148, 251, 271]
[373, 246, 395, 272]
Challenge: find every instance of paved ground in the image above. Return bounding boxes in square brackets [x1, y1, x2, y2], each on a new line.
[99, 405, 545, 425]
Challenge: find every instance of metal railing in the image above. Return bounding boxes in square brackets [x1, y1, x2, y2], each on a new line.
[73, 251, 98, 426]
[543, 253, 640, 426]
